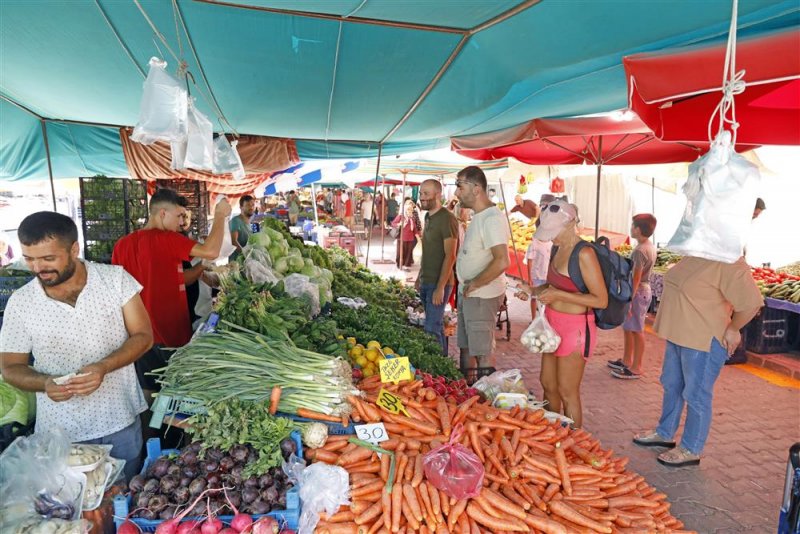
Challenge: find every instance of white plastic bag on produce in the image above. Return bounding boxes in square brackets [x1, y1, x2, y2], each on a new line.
[473, 369, 528, 402]
[211, 196, 237, 265]
[131, 57, 188, 145]
[297, 463, 350, 534]
[0, 429, 87, 521]
[667, 131, 760, 263]
[284, 273, 321, 317]
[181, 98, 215, 171]
[0, 515, 93, 534]
[212, 135, 245, 179]
[520, 302, 561, 354]
[244, 256, 281, 285]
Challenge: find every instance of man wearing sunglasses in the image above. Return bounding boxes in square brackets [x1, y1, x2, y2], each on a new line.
[454, 166, 510, 379]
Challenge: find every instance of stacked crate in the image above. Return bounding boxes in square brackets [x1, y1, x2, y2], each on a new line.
[79, 177, 149, 263]
[155, 179, 210, 238]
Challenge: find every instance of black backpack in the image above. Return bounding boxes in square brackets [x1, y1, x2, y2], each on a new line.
[567, 236, 634, 330]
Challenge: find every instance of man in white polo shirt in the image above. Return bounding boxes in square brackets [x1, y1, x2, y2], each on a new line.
[454, 166, 510, 380]
[0, 212, 152, 480]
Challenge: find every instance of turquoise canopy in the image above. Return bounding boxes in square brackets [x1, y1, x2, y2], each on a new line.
[2, 0, 798, 181]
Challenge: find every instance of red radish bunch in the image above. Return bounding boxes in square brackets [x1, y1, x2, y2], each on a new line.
[416, 371, 479, 403]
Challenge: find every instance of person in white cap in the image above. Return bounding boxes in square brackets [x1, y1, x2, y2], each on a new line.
[519, 200, 607, 428]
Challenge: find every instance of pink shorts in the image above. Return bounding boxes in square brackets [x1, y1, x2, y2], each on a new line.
[544, 307, 597, 359]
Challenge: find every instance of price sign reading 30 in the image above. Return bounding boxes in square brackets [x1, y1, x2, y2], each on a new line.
[354, 423, 389, 446]
[376, 388, 410, 416]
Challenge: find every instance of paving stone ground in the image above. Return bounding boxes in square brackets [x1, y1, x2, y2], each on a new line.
[359, 239, 799, 533]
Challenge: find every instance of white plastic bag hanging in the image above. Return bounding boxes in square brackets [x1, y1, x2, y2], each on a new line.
[667, 131, 760, 263]
[212, 135, 246, 180]
[520, 302, 561, 353]
[181, 98, 215, 171]
[131, 57, 188, 145]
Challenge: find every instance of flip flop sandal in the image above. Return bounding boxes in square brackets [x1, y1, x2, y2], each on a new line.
[633, 431, 676, 448]
[657, 447, 701, 467]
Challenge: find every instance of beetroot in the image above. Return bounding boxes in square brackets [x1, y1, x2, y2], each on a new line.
[224, 487, 253, 533]
[118, 521, 142, 534]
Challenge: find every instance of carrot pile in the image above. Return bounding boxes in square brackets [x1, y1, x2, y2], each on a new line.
[305, 375, 694, 534]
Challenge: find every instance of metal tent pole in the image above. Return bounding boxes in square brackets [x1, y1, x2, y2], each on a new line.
[498, 177, 525, 283]
[397, 171, 408, 273]
[594, 136, 604, 241]
[365, 144, 382, 265]
[41, 121, 57, 211]
[311, 182, 320, 227]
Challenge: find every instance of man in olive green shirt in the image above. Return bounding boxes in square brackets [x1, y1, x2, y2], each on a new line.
[415, 180, 459, 352]
[229, 195, 255, 261]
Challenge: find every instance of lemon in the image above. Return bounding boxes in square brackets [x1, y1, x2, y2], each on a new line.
[367, 340, 382, 349]
[337, 334, 344, 340]
[347, 336, 357, 346]
[382, 347, 394, 355]
[365, 348, 380, 362]
[350, 346, 364, 358]
[363, 367, 374, 377]
[356, 356, 368, 367]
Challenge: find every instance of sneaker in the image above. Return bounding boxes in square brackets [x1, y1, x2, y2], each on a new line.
[607, 358, 625, 370]
[633, 431, 676, 448]
[611, 367, 641, 380]
[657, 446, 701, 467]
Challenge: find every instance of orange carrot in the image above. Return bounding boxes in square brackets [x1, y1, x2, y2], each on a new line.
[317, 522, 360, 534]
[324, 440, 349, 453]
[467, 423, 484, 462]
[351, 500, 372, 515]
[381, 489, 392, 534]
[348, 462, 382, 474]
[401, 498, 420, 531]
[521, 514, 568, 534]
[402, 484, 423, 523]
[473, 494, 502, 519]
[339, 446, 375, 466]
[395, 452, 408, 485]
[434, 524, 449, 534]
[417, 481, 434, 522]
[548, 500, 612, 533]
[359, 491, 383, 503]
[391, 484, 404, 532]
[451, 396, 479, 427]
[268, 386, 282, 415]
[542, 483, 560, 502]
[309, 448, 340, 464]
[456, 512, 470, 534]
[353, 480, 385, 497]
[411, 454, 424, 488]
[352, 476, 380, 489]
[515, 482, 546, 512]
[481, 488, 526, 520]
[499, 436, 515, 460]
[355, 500, 384, 525]
[603, 480, 638, 498]
[437, 398, 451, 437]
[447, 499, 468, 531]
[296, 407, 341, 423]
[501, 485, 531, 511]
[512, 443, 528, 466]
[324, 510, 356, 523]
[367, 519, 384, 534]
[465, 503, 529, 532]
[385, 412, 439, 435]
[607, 496, 659, 509]
[427, 482, 441, 518]
[510, 428, 521, 450]
[554, 442, 572, 496]
[380, 452, 390, 482]
[439, 489, 450, 517]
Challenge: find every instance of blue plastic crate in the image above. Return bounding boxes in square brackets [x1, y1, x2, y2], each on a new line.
[114, 432, 302, 532]
[277, 411, 355, 435]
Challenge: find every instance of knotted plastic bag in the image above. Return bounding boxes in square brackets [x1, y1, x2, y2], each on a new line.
[520, 302, 561, 353]
[297, 463, 350, 534]
[422, 424, 484, 500]
[284, 273, 321, 317]
[667, 131, 760, 263]
[212, 196, 237, 264]
[131, 57, 188, 145]
[212, 135, 246, 180]
[182, 98, 215, 171]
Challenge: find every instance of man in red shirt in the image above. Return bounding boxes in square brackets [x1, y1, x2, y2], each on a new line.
[112, 188, 231, 394]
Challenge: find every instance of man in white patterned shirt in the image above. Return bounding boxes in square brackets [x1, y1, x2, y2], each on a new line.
[0, 212, 152, 480]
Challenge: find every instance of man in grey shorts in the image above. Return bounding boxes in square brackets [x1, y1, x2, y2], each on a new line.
[454, 166, 510, 379]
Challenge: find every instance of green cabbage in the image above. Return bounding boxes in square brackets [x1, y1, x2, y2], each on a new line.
[0, 379, 34, 426]
[289, 256, 305, 271]
[274, 256, 289, 274]
[248, 232, 271, 249]
[264, 228, 284, 242]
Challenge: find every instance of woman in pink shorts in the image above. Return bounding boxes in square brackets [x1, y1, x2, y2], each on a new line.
[528, 200, 607, 428]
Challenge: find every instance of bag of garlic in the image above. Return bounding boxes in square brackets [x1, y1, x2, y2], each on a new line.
[520, 302, 561, 354]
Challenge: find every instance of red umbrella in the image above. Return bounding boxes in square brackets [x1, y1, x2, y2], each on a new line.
[624, 28, 800, 146]
[452, 115, 757, 238]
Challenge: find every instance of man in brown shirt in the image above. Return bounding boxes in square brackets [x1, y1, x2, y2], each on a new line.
[510, 195, 540, 220]
[415, 179, 459, 352]
[633, 256, 763, 466]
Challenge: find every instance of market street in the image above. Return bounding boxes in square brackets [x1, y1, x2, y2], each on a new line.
[362, 240, 799, 533]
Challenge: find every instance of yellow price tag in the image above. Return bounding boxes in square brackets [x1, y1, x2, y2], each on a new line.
[379, 356, 412, 384]
[376, 388, 410, 417]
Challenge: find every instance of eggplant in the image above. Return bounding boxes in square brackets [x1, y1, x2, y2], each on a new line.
[148, 457, 171, 479]
[257, 474, 273, 488]
[219, 455, 235, 472]
[188, 477, 207, 496]
[143, 478, 160, 494]
[241, 487, 259, 504]
[279, 438, 297, 460]
[128, 474, 146, 493]
[159, 475, 179, 494]
[173, 486, 190, 504]
[250, 500, 271, 515]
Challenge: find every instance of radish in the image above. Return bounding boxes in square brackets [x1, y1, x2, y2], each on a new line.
[176, 521, 202, 534]
[201, 496, 223, 534]
[250, 517, 279, 534]
[155, 488, 219, 534]
[219, 530, 238, 534]
[117, 506, 146, 534]
[224, 487, 253, 532]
